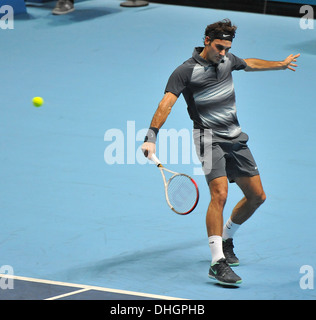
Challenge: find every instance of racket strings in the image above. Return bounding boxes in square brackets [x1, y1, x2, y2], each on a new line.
[167, 174, 198, 214]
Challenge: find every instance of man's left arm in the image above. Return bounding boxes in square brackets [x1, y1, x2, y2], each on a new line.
[244, 54, 300, 72]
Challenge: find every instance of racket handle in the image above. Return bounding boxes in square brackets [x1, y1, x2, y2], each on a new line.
[151, 154, 161, 166]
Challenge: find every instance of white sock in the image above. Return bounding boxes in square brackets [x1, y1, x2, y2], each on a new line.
[208, 235, 225, 264]
[222, 217, 240, 240]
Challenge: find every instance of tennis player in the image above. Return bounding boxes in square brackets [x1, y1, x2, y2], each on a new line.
[142, 19, 300, 286]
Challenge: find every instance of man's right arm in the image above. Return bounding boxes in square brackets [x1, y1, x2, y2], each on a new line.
[142, 92, 178, 159]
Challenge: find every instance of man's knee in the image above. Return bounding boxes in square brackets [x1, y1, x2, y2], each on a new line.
[213, 189, 228, 207]
[209, 177, 228, 207]
[250, 191, 266, 207]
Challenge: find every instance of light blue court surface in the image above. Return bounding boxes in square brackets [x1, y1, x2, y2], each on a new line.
[1, 1, 316, 300]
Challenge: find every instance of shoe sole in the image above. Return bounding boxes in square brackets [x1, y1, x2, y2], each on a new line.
[52, 8, 75, 15]
[208, 274, 242, 286]
[228, 262, 239, 267]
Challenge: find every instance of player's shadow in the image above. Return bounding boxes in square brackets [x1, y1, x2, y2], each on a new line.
[212, 282, 240, 289]
[54, 239, 207, 285]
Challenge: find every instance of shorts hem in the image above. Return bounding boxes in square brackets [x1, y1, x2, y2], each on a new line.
[205, 171, 260, 184]
[228, 171, 260, 183]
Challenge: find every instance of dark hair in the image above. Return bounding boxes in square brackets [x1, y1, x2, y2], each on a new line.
[204, 19, 237, 42]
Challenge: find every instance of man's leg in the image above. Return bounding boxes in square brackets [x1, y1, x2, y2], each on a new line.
[207, 176, 227, 263]
[222, 175, 266, 265]
[231, 175, 266, 224]
[206, 176, 228, 237]
[207, 176, 242, 285]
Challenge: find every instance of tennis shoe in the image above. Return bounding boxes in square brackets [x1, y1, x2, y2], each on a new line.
[208, 258, 242, 286]
[223, 238, 239, 266]
[52, 0, 75, 15]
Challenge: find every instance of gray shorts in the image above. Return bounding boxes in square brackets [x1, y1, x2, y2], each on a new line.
[193, 130, 260, 184]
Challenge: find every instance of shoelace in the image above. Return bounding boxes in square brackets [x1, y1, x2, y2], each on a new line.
[216, 259, 232, 275]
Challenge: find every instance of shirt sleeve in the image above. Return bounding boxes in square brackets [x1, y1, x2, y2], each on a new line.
[164, 63, 192, 97]
[227, 53, 247, 71]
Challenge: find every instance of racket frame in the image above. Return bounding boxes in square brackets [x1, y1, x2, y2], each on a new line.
[151, 154, 199, 215]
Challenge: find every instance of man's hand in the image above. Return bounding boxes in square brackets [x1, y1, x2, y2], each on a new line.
[283, 53, 300, 71]
[141, 142, 156, 160]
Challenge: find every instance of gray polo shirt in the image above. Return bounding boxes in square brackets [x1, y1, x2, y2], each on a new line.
[165, 47, 247, 138]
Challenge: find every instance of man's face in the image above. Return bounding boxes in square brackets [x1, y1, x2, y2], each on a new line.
[204, 37, 232, 64]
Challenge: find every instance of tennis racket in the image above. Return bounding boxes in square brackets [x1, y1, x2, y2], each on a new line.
[150, 154, 199, 215]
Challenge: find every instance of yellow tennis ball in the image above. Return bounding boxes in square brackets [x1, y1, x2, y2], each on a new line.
[32, 97, 44, 107]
